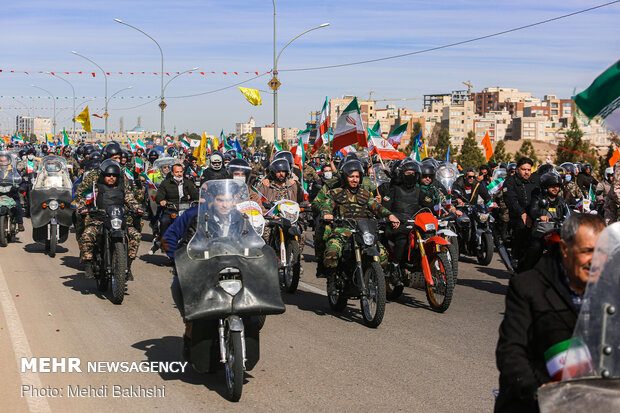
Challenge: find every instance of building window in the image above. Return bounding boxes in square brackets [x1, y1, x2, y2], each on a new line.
[551, 102, 558, 108]
[551, 110, 558, 115]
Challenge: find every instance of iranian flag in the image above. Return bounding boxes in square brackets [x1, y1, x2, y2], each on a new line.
[180, 137, 191, 150]
[332, 97, 367, 153]
[165, 136, 173, 145]
[292, 131, 306, 169]
[545, 338, 593, 381]
[487, 177, 505, 195]
[135, 157, 145, 173]
[135, 139, 147, 152]
[574, 60, 620, 133]
[312, 97, 330, 154]
[219, 130, 226, 151]
[372, 120, 382, 136]
[296, 128, 311, 152]
[26, 160, 36, 173]
[338, 145, 356, 157]
[272, 139, 283, 157]
[124, 169, 134, 181]
[368, 128, 406, 160]
[387, 122, 408, 149]
[83, 183, 96, 205]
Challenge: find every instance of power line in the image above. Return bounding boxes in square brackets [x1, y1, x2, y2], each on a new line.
[279, 1, 620, 72]
[167, 73, 270, 99]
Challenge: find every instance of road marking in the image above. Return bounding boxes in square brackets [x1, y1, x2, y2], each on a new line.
[299, 281, 326, 296]
[0, 263, 51, 413]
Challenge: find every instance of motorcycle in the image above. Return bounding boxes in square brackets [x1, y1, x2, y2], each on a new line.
[145, 156, 178, 222]
[436, 164, 461, 274]
[325, 217, 387, 327]
[487, 168, 515, 275]
[537, 223, 620, 413]
[29, 156, 73, 257]
[265, 199, 303, 293]
[83, 205, 135, 304]
[175, 180, 285, 401]
[388, 209, 456, 312]
[452, 200, 495, 266]
[0, 158, 22, 247]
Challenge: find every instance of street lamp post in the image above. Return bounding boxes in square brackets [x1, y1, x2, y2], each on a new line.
[272, 2, 328, 145]
[106, 86, 133, 139]
[114, 19, 166, 139]
[47, 72, 76, 139]
[71, 51, 108, 141]
[31, 85, 57, 137]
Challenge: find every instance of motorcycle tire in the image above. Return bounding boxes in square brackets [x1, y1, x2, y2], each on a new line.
[110, 242, 127, 305]
[48, 223, 57, 258]
[476, 232, 494, 266]
[361, 262, 386, 328]
[257, 315, 266, 331]
[0, 216, 7, 247]
[445, 235, 459, 276]
[327, 281, 348, 312]
[283, 239, 300, 293]
[225, 330, 244, 402]
[425, 251, 456, 313]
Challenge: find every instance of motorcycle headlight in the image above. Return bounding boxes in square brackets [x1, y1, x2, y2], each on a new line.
[110, 218, 122, 230]
[48, 200, 59, 211]
[478, 213, 489, 223]
[424, 223, 436, 232]
[219, 279, 242, 296]
[362, 232, 375, 246]
[0, 186, 11, 193]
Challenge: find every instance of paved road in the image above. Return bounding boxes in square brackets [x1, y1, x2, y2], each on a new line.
[0, 220, 509, 412]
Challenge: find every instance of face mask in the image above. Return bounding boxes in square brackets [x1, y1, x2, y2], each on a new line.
[28, 154, 35, 160]
[323, 171, 333, 180]
[173, 176, 183, 182]
[565, 175, 572, 182]
[403, 174, 417, 187]
[233, 176, 245, 184]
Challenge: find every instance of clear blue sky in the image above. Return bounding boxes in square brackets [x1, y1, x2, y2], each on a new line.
[0, 0, 618, 135]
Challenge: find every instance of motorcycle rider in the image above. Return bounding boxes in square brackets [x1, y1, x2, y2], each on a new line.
[146, 149, 159, 170]
[152, 163, 199, 254]
[503, 157, 539, 272]
[518, 172, 570, 272]
[76, 160, 143, 280]
[418, 164, 458, 214]
[184, 156, 202, 185]
[577, 162, 598, 193]
[0, 151, 25, 232]
[595, 167, 613, 199]
[453, 167, 493, 207]
[61, 146, 80, 179]
[318, 159, 400, 295]
[200, 151, 229, 184]
[560, 162, 584, 206]
[380, 158, 421, 286]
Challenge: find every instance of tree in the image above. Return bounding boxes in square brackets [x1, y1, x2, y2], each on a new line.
[404, 122, 422, 155]
[555, 117, 599, 174]
[514, 140, 539, 166]
[431, 129, 456, 162]
[458, 131, 486, 168]
[493, 140, 511, 163]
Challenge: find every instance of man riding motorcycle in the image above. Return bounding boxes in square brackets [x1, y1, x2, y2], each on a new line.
[577, 162, 598, 193]
[596, 167, 613, 199]
[62, 146, 80, 179]
[453, 167, 493, 207]
[200, 151, 229, 184]
[318, 159, 400, 295]
[0, 151, 25, 232]
[76, 160, 142, 280]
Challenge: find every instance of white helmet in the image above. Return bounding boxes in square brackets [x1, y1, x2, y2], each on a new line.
[210, 153, 223, 171]
[605, 167, 614, 181]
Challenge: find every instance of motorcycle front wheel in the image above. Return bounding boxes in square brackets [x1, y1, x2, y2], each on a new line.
[47, 223, 57, 258]
[361, 262, 386, 328]
[476, 232, 494, 266]
[425, 251, 456, 313]
[225, 329, 244, 402]
[283, 238, 301, 293]
[0, 215, 7, 247]
[110, 242, 127, 304]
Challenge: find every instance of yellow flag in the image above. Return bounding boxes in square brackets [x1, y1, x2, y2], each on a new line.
[76, 105, 92, 132]
[194, 131, 208, 167]
[46, 134, 54, 143]
[247, 132, 256, 147]
[213, 136, 219, 152]
[238, 87, 262, 106]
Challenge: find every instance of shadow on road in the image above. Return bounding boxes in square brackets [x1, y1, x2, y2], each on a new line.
[24, 242, 69, 255]
[475, 265, 511, 280]
[60, 255, 82, 270]
[59, 273, 107, 300]
[139, 253, 171, 267]
[390, 288, 429, 310]
[132, 335, 251, 401]
[457, 278, 507, 295]
[282, 287, 366, 325]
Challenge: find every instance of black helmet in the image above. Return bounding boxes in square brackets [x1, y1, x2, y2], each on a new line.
[537, 163, 555, 176]
[26, 147, 36, 156]
[507, 162, 517, 172]
[555, 166, 566, 180]
[102, 141, 122, 160]
[18, 149, 26, 158]
[223, 153, 233, 162]
[120, 149, 130, 164]
[498, 162, 507, 170]
[574, 162, 583, 173]
[401, 158, 421, 175]
[540, 172, 562, 191]
[225, 149, 237, 159]
[390, 159, 403, 179]
[83, 144, 96, 157]
[227, 158, 252, 182]
[422, 157, 439, 170]
[269, 158, 290, 174]
[584, 163, 593, 172]
[41, 144, 49, 153]
[89, 151, 102, 162]
[560, 162, 576, 175]
[340, 159, 364, 178]
[147, 149, 159, 162]
[99, 159, 121, 176]
[274, 151, 294, 167]
[166, 146, 177, 157]
[420, 164, 436, 178]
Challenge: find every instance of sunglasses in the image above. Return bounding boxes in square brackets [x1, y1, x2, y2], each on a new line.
[466, 175, 476, 179]
[103, 173, 117, 178]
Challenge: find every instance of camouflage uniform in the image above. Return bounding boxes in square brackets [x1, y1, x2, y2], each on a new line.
[75, 171, 141, 261]
[564, 179, 584, 203]
[62, 155, 80, 179]
[123, 166, 145, 232]
[419, 183, 446, 211]
[311, 178, 340, 270]
[319, 186, 392, 269]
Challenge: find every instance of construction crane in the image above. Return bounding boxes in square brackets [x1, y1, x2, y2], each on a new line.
[373, 97, 423, 102]
[462, 81, 473, 94]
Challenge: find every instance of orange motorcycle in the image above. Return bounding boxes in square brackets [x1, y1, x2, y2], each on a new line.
[385, 208, 456, 312]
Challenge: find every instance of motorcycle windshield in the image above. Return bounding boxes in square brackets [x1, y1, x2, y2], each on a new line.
[492, 168, 507, 181]
[187, 179, 265, 260]
[371, 164, 390, 187]
[436, 164, 459, 192]
[33, 156, 72, 190]
[562, 223, 620, 381]
[0, 151, 22, 187]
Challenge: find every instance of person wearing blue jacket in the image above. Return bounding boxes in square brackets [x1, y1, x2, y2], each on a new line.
[160, 204, 198, 261]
